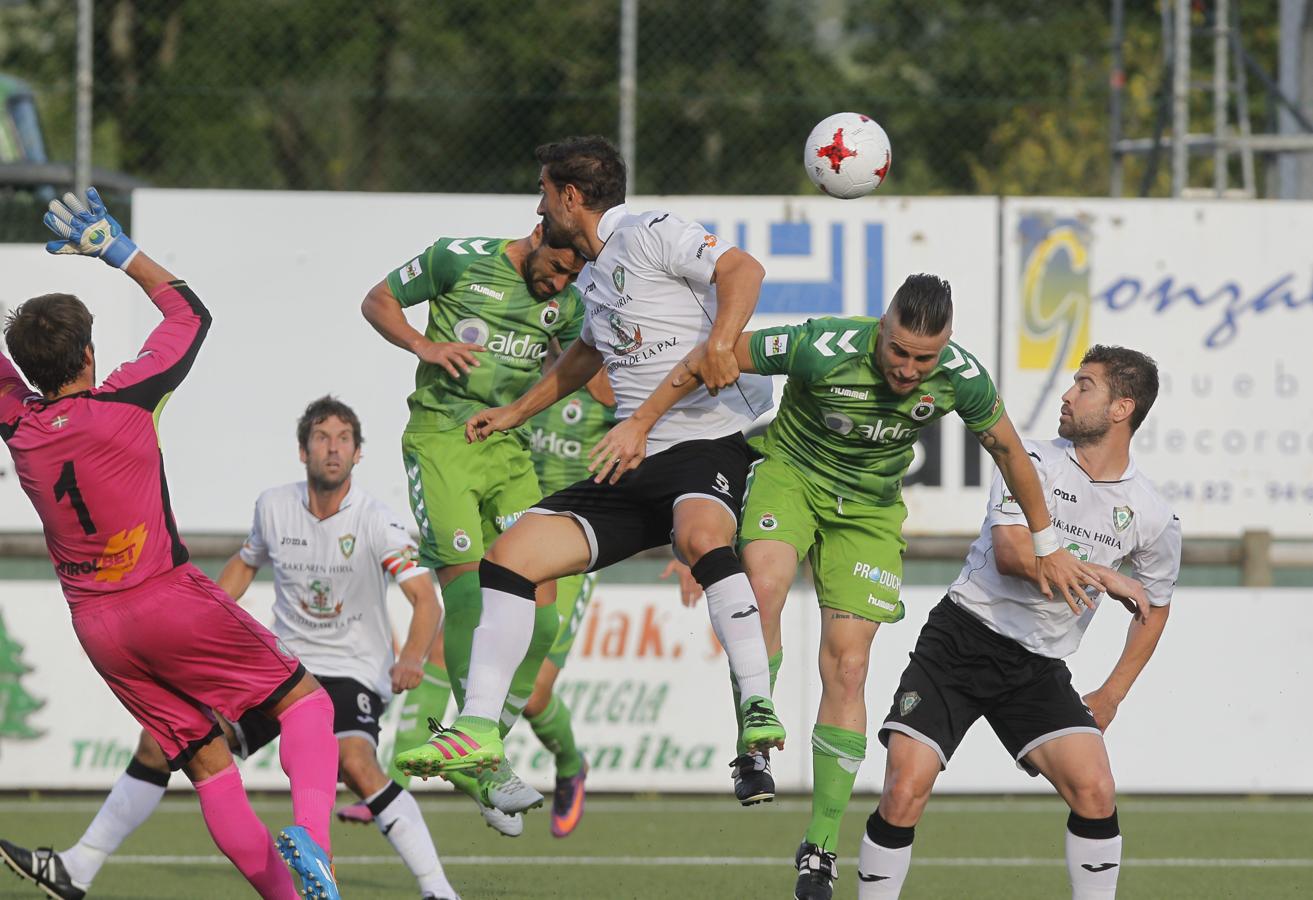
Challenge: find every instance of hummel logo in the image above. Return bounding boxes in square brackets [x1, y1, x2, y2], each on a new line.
[858, 872, 889, 882]
[1081, 863, 1119, 873]
[730, 605, 759, 619]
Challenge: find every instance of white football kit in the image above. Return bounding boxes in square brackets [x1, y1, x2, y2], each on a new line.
[239, 481, 426, 696]
[576, 204, 773, 454]
[949, 438, 1182, 658]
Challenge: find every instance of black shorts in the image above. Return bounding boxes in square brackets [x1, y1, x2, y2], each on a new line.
[878, 597, 1100, 776]
[531, 431, 758, 572]
[232, 675, 386, 757]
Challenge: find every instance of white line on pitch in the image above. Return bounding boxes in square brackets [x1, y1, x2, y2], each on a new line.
[7, 798, 1312, 814]
[106, 855, 1313, 868]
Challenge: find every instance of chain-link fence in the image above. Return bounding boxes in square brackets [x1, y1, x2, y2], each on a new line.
[0, 0, 1287, 213]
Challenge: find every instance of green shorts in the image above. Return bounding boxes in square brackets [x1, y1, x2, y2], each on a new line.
[740, 456, 908, 624]
[401, 427, 542, 569]
[546, 572, 597, 669]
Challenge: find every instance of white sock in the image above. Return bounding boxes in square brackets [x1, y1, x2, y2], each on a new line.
[858, 833, 913, 898]
[368, 784, 453, 896]
[703, 572, 771, 700]
[1066, 830, 1122, 899]
[60, 767, 168, 887]
[461, 580, 535, 723]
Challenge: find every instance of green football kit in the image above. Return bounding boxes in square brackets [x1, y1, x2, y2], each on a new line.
[739, 314, 1004, 861]
[388, 236, 584, 569]
[385, 236, 583, 790]
[742, 316, 1003, 623]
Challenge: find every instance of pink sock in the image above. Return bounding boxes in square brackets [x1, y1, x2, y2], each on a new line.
[194, 765, 296, 899]
[277, 688, 339, 854]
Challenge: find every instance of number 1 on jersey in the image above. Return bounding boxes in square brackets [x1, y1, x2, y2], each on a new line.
[53, 460, 98, 535]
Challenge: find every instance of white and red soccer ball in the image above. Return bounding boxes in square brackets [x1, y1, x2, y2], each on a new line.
[804, 112, 892, 199]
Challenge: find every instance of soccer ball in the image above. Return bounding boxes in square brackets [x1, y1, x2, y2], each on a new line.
[804, 113, 892, 199]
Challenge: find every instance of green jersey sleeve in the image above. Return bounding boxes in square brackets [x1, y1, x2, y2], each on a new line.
[942, 342, 1004, 432]
[749, 318, 875, 383]
[385, 238, 486, 308]
[556, 285, 585, 344]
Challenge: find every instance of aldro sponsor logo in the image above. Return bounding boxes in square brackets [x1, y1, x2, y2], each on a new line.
[823, 411, 914, 444]
[453, 317, 547, 361]
[530, 426, 583, 460]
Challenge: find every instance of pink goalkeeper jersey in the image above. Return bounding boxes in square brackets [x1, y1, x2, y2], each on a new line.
[0, 281, 211, 603]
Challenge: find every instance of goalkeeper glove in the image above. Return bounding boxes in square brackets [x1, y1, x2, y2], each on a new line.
[43, 187, 140, 269]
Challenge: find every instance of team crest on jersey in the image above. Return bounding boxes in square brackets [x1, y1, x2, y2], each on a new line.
[899, 691, 920, 716]
[300, 579, 344, 620]
[609, 313, 643, 354]
[399, 257, 422, 284]
[612, 265, 626, 292]
[338, 534, 355, 559]
[758, 513, 778, 531]
[452, 529, 472, 552]
[910, 394, 936, 421]
[562, 398, 583, 424]
[1112, 506, 1134, 532]
[540, 299, 561, 327]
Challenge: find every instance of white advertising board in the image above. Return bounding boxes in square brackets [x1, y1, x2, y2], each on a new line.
[1, 191, 999, 534]
[2, 581, 1309, 794]
[1002, 198, 1313, 536]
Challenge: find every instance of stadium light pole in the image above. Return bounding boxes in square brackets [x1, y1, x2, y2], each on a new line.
[74, 0, 92, 197]
[620, 0, 638, 196]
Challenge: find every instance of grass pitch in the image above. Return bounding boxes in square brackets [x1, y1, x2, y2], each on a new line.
[0, 793, 1308, 898]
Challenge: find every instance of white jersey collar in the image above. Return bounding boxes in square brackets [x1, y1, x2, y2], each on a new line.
[1062, 441, 1137, 483]
[298, 479, 358, 519]
[595, 203, 628, 244]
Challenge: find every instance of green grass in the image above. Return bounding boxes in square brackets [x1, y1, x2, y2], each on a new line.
[1, 794, 1309, 898]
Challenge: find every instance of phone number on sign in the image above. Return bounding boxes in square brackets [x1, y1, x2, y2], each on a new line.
[1159, 481, 1313, 504]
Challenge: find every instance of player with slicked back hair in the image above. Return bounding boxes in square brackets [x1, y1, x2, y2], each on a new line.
[584, 271, 1104, 900]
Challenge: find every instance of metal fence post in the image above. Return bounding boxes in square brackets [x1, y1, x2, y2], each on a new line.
[619, 0, 638, 196]
[1241, 529, 1274, 587]
[74, 0, 93, 197]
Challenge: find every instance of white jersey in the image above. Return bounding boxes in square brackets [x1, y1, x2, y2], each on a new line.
[949, 438, 1181, 659]
[577, 204, 773, 455]
[239, 481, 427, 696]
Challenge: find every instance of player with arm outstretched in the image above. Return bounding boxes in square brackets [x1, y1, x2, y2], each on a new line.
[1, 397, 459, 899]
[859, 346, 1179, 900]
[362, 219, 585, 833]
[589, 273, 1103, 900]
[395, 135, 785, 785]
[0, 190, 340, 900]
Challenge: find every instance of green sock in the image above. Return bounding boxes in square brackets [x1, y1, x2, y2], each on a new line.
[438, 571, 483, 712]
[804, 724, 866, 851]
[499, 602, 560, 738]
[734, 648, 783, 755]
[527, 693, 583, 778]
[387, 661, 453, 784]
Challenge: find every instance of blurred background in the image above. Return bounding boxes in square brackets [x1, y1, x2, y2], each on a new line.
[0, 5, 1311, 896]
[2, 0, 1311, 202]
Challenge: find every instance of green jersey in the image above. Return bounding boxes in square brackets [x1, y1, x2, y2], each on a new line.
[528, 390, 618, 494]
[387, 237, 584, 432]
[748, 316, 1003, 505]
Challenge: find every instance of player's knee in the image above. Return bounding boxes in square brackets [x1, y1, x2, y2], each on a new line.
[823, 650, 870, 697]
[133, 731, 171, 774]
[1067, 771, 1117, 818]
[879, 771, 932, 824]
[678, 532, 728, 568]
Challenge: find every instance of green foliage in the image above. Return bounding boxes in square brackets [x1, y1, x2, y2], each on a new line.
[0, 0, 1285, 196]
